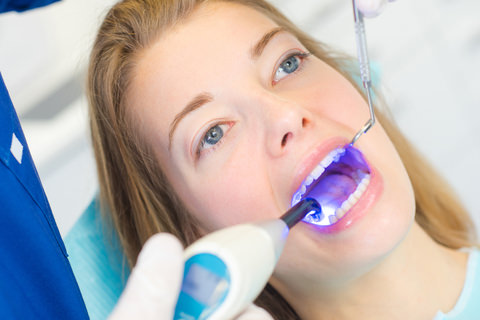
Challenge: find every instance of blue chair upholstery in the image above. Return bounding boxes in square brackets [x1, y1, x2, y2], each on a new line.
[65, 197, 130, 320]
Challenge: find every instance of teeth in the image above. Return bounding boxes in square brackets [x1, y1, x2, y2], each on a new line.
[332, 152, 343, 163]
[291, 147, 346, 206]
[335, 208, 346, 219]
[312, 166, 325, 179]
[333, 174, 371, 220]
[319, 147, 345, 168]
[305, 175, 314, 186]
[291, 145, 371, 226]
[354, 176, 369, 194]
[346, 197, 357, 207]
[292, 192, 302, 205]
[320, 156, 333, 168]
[329, 215, 338, 224]
[356, 183, 367, 193]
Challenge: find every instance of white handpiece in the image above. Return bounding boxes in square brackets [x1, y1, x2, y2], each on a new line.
[173, 199, 320, 320]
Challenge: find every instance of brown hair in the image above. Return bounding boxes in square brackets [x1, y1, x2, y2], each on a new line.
[87, 0, 477, 318]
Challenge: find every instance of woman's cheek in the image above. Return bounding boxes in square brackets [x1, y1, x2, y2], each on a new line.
[291, 70, 367, 126]
[187, 163, 275, 231]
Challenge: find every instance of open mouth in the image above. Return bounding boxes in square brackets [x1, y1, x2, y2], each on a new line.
[291, 145, 371, 226]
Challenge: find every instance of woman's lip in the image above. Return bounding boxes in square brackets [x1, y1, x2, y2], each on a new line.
[302, 165, 383, 234]
[290, 136, 350, 201]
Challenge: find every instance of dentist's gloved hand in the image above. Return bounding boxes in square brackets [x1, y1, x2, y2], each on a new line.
[356, 0, 396, 18]
[108, 233, 274, 320]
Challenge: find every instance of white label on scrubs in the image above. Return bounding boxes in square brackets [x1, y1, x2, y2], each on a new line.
[10, 133, 23, 164]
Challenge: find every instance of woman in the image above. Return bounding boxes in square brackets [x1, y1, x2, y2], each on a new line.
[88, 0, 478, 318]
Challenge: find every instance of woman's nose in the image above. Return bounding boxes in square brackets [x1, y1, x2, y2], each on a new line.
[262, 97, 310, 158]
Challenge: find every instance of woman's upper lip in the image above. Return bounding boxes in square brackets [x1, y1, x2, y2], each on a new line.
[290, 136, 350, 202]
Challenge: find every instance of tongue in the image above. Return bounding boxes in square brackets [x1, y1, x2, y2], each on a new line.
[306, 174, 357, 209]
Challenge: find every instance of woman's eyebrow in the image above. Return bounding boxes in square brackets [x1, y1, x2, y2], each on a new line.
[168, 27, 285, 152]
[251, 26, 286, 60]
[168, 92, 213, 151]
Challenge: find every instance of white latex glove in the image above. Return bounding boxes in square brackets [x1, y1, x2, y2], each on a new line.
[356, 0, 396, 18]
[109, 233, 273, 320]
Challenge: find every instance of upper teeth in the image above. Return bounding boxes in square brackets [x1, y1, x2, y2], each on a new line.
[292, 147, 346, 205]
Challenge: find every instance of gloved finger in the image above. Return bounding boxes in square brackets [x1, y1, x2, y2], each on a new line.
[108, 233, 184, 320]
[235, 304, 274, 320]
[356, 0, 395, 18]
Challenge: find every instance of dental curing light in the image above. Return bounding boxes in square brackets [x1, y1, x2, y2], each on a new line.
[174, 198, 321, 320]
[351, 0, 376, 146]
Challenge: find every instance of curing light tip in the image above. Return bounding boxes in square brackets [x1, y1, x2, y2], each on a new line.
[281, 198, 321, 229]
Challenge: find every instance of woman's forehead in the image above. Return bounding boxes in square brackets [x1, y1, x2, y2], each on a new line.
[137, 2, 279, 83]
[129, 2, 281, 136]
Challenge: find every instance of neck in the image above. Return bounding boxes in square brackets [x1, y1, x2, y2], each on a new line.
[279, 223, 468, 320]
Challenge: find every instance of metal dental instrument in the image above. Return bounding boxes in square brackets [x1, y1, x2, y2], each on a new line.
[350, 0, 376, 146]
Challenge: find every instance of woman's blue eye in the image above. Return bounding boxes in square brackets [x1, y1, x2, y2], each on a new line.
[197, 123, 227, 157]
[195, 122, 233, 160]
[281, 55, 300, 73]
[273, 52, 310, 83]
[204, 125, 223, 146]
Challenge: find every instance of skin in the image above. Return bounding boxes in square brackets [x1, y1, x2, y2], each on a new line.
[128, 3, 467, 319]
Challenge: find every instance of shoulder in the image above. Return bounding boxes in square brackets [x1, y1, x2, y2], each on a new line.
[434, 247, 480, 320]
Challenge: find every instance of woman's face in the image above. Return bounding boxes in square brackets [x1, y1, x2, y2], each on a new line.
[129, 2, 415, 289]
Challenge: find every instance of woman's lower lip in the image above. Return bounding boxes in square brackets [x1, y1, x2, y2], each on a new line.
[303, 166, 383, 234]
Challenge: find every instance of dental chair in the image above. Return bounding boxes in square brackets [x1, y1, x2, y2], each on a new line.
[65, 197, 129, 320]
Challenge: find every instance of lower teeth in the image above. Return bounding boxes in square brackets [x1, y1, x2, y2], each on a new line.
[329, 215, 338, 224]
[303, 173, 371, 226]
[334, 174, 370, 220]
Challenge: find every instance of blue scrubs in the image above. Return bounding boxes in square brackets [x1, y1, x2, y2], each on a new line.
[0, 0, 59, 12]
[0, 74, 88, 319]
[0, 1, 89, 315]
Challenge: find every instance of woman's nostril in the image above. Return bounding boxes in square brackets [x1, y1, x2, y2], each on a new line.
[302, 117, 307, 127]
[281, 132, 291, 147]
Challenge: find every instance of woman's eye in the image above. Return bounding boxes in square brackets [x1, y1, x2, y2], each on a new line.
[273, 52, 310, 83]
[204, 125, 223, 146]
[196, 123, 230, 158]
